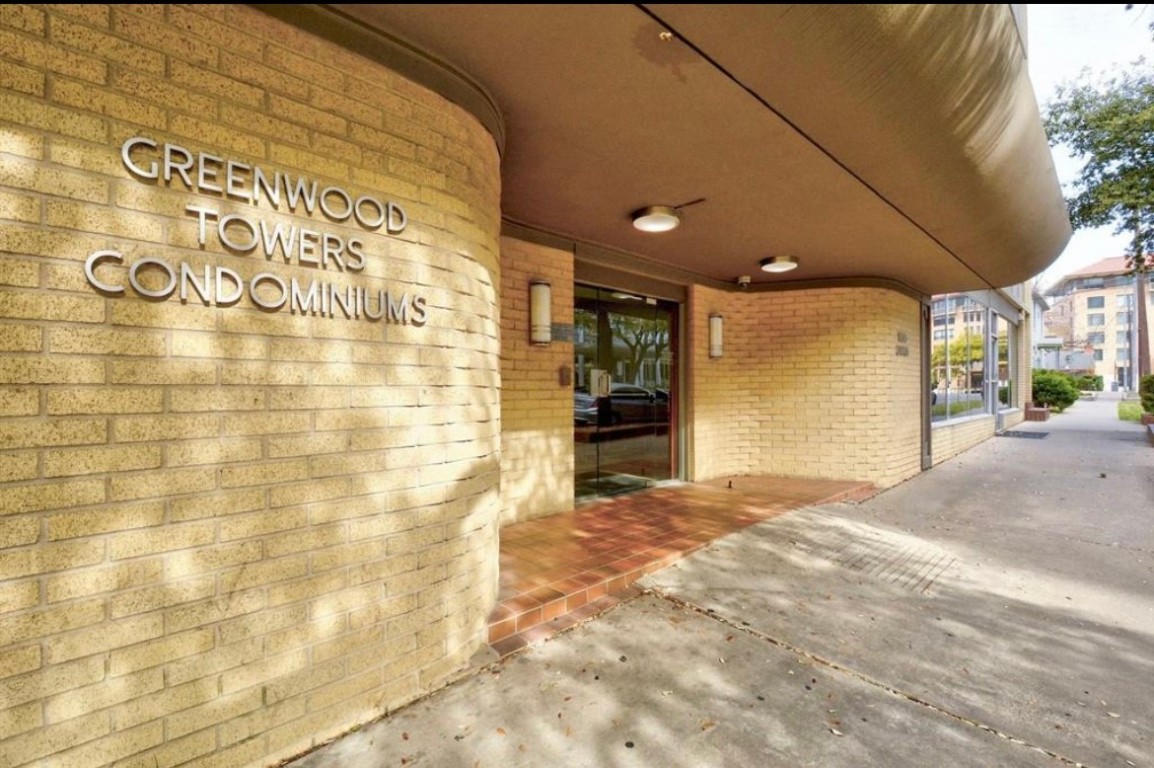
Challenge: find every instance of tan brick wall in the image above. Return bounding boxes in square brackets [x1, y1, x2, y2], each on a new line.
[498, 237, 575, 525]
[688, 285, 923, 488]
[931, 414, 997, 465]
[1, 6, 501, 768]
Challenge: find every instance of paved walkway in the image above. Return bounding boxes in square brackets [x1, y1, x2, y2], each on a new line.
[489, 475, 876, 656]
[285, 394, 1153, 767]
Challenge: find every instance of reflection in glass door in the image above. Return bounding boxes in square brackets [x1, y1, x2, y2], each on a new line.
[573, 284, 677, 501]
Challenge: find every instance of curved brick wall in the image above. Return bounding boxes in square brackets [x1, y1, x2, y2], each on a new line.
[0, 5, 501, 767]
[689, 285, 924, 489]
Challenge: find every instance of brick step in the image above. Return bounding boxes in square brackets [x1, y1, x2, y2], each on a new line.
[485, 476, 877, 658]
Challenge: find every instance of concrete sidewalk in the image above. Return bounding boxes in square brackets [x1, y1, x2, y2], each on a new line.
[284, 395, 1153, 768]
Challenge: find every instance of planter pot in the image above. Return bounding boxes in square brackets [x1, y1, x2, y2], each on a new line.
[1141, 413, 1154, 426]
[1025, 402, 1050, 422]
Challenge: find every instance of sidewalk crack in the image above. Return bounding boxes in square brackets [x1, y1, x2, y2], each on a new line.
[645, 587, 1091, 768]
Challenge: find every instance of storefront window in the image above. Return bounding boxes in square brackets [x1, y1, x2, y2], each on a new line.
[994, 313, 1015, 411]
[931, 294, 988, 422]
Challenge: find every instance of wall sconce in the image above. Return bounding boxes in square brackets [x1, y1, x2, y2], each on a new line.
[529, 280, 552, 345]
[760, 255, 799, 273]
[709, 313, 723, 359]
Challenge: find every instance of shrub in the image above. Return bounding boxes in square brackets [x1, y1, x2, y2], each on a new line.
[1141, 373, 1154, 414]
[1072, 373, 1103, 391]
[1032, 370, 1080, 413]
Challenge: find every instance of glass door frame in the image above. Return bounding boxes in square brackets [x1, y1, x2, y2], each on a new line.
[572, 282, 682, 501]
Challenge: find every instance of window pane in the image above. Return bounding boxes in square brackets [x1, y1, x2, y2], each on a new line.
[931, 293, 993, 422]
[996, 314, 1013, 410]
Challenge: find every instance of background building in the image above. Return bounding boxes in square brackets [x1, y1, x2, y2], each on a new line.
[1044, 258, 1154, 389]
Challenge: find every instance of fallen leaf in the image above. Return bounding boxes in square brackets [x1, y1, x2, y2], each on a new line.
[402, 732, 409, 741]
[700, 719, 716, 731]
[497, 727, 506, 736]
[830, 728, 844, 737]
[1108, 712, 1120, 718]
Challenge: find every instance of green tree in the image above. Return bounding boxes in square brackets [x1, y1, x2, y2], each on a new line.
[607, 312, 669, 387]
[1043, 63, 1152, 378]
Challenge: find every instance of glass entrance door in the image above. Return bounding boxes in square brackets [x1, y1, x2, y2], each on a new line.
[573, 284, 677, 500]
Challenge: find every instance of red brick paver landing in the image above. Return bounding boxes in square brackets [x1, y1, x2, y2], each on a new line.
[487, 475, 876, 657]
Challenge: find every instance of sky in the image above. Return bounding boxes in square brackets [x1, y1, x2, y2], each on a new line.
[1026, 4, 1153, 288]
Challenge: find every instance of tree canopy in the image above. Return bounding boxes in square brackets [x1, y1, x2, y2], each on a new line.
[1043, 63, 1154, 273]
[1043, 28, 1152, 379]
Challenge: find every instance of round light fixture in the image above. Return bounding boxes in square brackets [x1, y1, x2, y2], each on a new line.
[760, 255, 799, 273]
[631, 205, 681, 233]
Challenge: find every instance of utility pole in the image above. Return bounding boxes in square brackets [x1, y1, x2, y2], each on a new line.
[1137, 267, 1150, 379]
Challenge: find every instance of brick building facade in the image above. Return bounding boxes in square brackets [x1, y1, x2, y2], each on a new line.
[0, 5, 1069, 767]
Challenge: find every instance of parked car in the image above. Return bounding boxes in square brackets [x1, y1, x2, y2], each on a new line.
[573, 390, 599, 424]
[574, 384, 670, 425]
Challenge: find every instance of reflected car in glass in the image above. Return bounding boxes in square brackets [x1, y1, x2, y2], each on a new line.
[574, 384, 669, 426]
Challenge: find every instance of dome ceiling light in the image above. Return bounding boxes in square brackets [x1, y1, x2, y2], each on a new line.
[760, 255, 799, 273]
[630, 205, 681, 233]
[630, 197, 706, 233]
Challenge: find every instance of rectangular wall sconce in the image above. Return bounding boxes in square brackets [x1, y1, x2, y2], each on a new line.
[530, 280, 552, 345]
[709, 313, 723, 358]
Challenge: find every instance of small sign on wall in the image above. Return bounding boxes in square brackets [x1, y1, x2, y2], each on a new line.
[896, 331, 909, 357]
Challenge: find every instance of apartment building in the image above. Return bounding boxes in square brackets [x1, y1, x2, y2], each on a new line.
[1044, 258, 1154, 390]
[0, 5, 1070, 767]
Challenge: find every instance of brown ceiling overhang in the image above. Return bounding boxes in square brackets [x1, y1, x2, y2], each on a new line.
[262, 4, 1072, 296]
